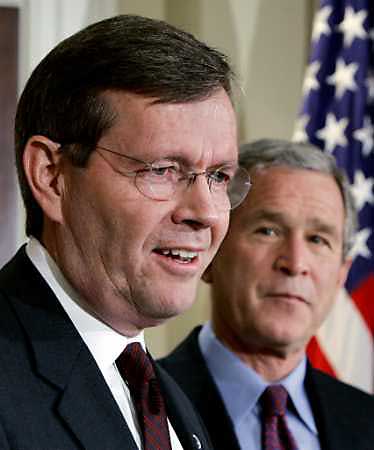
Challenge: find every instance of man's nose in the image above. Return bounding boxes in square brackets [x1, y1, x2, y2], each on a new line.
[171, 174, 222, 229]
[273, 236, 310, 276]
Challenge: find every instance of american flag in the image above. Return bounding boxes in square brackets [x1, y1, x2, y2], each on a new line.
[293, 0, 374, 393]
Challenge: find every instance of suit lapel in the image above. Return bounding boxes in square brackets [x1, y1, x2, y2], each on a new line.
[185, 363, 239, 450]
[305, 364, 360, 450]
[187, 331, 240, 450]
[57, 347, 138, 450]
[4, 248, 138, 450]
[155, 363, 209, 450]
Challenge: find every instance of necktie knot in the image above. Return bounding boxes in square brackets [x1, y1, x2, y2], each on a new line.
[116, 342, 161, 414]
[117, 342, 155, 386]
[261, 385, 289, 417]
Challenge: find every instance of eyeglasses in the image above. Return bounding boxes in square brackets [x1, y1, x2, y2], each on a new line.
[96, 145, 251, 211]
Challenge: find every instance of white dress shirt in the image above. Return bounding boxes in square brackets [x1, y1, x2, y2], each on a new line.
[26, 237, 183, 450]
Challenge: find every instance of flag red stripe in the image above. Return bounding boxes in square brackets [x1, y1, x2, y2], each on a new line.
[307, 336, 337, 377]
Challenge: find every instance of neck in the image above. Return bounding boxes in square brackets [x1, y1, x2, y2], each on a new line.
[239, 350, 304, 382]
[212, 321, 305, 382]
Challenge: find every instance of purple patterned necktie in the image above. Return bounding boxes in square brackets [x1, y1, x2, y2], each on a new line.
[116, 343, 172, 450]
[260, 385, 298, 450]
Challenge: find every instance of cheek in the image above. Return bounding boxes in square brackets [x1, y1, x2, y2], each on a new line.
[217, 238, 261, 281]
[309, 263, 346, 328]
[97, 183, 167, 242]
[213, 215, 230, 247]
[215, 250, 256, 301]
[313, 259, 346, 297]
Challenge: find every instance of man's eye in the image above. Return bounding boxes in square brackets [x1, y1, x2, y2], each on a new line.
[151, 166, 177, 176]
[310, 235, 330, 247]
[138, 162, 179, 178]
[208, 170, 231, 185]
[256, 227, 276, 236]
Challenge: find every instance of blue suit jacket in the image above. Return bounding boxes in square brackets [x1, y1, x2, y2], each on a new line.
[160, 326, 374, 450]
[0, 247, 212, 450]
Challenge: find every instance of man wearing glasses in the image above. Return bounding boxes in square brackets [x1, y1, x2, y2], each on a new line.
[0, 15, 250, 449]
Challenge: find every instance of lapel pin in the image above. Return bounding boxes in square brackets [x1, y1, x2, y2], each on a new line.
[192, 433, 202, 449]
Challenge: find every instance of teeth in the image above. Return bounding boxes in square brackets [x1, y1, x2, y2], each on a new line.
[158, 248, 198, 260]
[170, 249, 198, 258]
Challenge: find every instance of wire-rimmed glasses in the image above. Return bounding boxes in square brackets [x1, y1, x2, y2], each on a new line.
[96, 145, 251, 211]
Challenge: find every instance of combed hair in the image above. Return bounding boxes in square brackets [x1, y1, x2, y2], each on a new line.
[239, 139, 357, 258]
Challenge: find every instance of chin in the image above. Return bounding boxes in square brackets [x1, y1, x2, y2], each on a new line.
[268, 334, 307, 355]
[144, 293, 196, 321]
[164, 296, 196, 317]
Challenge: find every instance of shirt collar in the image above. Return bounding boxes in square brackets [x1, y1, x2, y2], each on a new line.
[279, 354, 317, 434]
[26, 237, 145, 374]
[199, 322, 317, 434]
[199, 322, 264, 424]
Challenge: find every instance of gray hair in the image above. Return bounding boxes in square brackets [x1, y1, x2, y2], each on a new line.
[239, 139, 356, 258]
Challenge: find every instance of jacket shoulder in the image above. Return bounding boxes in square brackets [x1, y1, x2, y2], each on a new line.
[310, 367, 374, 409]
[307, 366, 374, 449]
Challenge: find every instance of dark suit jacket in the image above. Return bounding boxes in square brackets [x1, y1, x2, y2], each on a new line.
[159, 326, 374, 450]
[0, 247, 212, 450]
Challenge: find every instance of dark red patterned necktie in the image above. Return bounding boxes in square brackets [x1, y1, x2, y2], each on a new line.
[260, 385, 298, 450]
[116, 343, 172, 450]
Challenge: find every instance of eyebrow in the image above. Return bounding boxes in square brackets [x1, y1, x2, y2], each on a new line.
[247, 209, 340, 237]
[247, 209, 285, 224]
[161, 154, 239, 170]
[307, 218, 340, 238]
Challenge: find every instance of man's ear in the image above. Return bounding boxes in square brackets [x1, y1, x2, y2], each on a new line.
[338, 257, 352, 289]
[202, 263, 213, 284]
[23, 135, 65, 224]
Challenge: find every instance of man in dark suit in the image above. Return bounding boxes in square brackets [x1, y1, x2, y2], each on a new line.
[0, 14, 252, 449]
[161, 139, 374, 450]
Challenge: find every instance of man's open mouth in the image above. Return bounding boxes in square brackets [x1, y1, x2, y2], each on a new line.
[153, 248, 198, 264]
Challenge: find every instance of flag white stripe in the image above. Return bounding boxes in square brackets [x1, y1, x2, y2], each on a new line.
[317, 289, 373, 393]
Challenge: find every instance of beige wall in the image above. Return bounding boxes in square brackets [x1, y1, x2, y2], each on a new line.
[119, 0, 314, 356]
